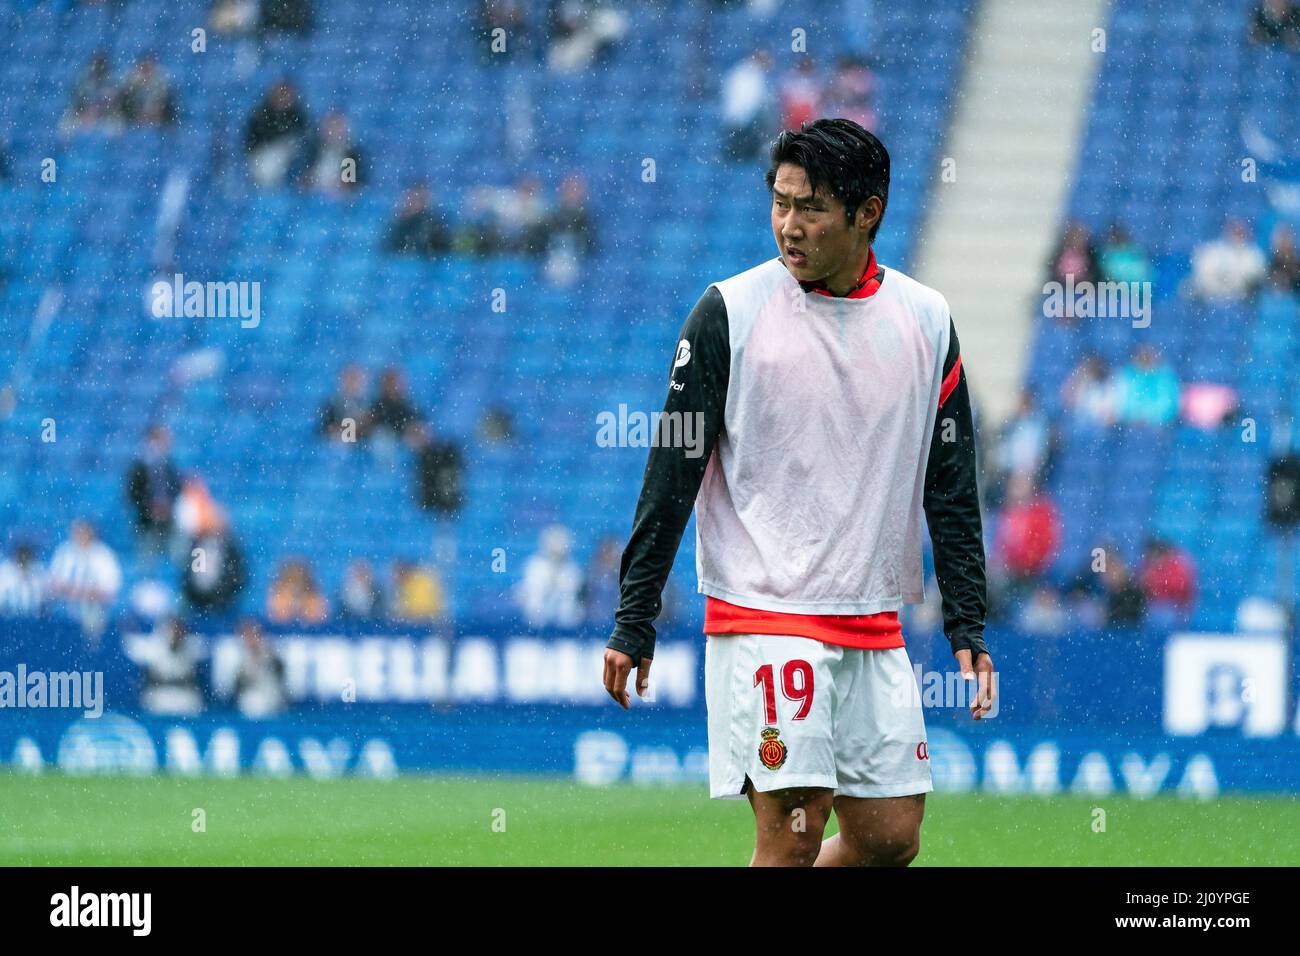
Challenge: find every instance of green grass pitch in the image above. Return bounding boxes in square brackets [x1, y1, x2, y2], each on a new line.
[1, 772, 1297, 866]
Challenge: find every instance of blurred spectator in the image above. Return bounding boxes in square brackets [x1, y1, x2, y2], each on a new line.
[319, 364, 371, 443]
[1066, 545, 1146, 627]
[778, 58, 823, 132]
[479, 405, 517, 443]
[823, 55, 879, 134]
[993, 475, 1061, 596]
[1250, 0, 1300, 48]
[1047, 221, 1100, 288]
[1190, 217, 1266, 300]
[267, 558, 330, 624]
[211, 0, 258, 35]
[517, 524, 583, 627]
[117, 54, 178, 127]
[0, 542, 44, 617]
[47, 519, 122, 640]
[546, 1, 628, 73]
[1060, 355, 1117, 428]
[302, 109, 363, 194]
[464, 177, 548, 255]
[1098, 222, 1152, 286]
[582, 535, 621, 624]
[173, 476, 227, 543]
[1139, 537, 1197, 622]
[369, 367, 422, 440]
[405, 421, 465, 516]
[391, 560, 447, 622]
[244, 80, 310, 188]
[383, 183, 452, 257]
[1266, 222, 1300, 293]
[1181, 382, 1238, 430]
[1113, 345, 1179, 427]
[126, 424, 182, 567]
[339, 559, 385, 619]
[261, 0, 314, 34]
[1020, 582, 1068, 635]
[994, 393, 1052, 485]
[60, 51, 122, 135]
[138, 618, 204, 716]
[1101, 552, 1146, 625]
[127, 579, 178, 629]
[544, 174, 596, 257]
[721, 50, 773, 162]
[233, 618, 288, 718]
[181, 520, 247, 616]
[480, 0, 531, 61]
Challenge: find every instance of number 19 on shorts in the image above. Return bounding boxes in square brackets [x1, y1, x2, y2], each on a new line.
[753, 660, 814, 723]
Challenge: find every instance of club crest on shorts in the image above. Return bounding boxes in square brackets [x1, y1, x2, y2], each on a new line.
[758, 726, 787, 770]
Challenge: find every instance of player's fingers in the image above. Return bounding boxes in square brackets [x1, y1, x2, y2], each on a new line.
[602, 654, 615, 698]
[635, 656, 653, 698]
[965, 667, 984, 720]
[608, 658, 631, 709]
[969, 679, 982, 718]
[974, 665, 994, 719]
[602, 653, 623, 705]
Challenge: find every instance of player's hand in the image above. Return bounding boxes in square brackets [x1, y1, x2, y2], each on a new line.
[954, 648, 995, 720]
[602, 648, 652, 710]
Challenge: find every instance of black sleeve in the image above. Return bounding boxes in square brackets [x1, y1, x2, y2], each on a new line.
[923, 317, 990, 659]
[606, 286, 730, 665]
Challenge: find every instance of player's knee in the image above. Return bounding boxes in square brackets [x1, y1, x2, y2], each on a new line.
[889, 832, 921, 867]
[762, 826, 824, 866]
[845, 827, 921, 867]
[753, 821, 826, 867]
[754, 790, 831, 865]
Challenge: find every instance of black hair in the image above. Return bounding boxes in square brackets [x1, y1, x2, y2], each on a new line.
[764, 118, 890, 242]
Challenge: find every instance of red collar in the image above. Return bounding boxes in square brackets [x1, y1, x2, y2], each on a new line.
[795, 248, 882, 299]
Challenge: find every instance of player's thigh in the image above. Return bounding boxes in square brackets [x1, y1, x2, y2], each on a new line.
[831, 792, 926, 865]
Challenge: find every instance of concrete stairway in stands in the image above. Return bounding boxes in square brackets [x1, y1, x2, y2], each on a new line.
[912, 0, 1111, 424]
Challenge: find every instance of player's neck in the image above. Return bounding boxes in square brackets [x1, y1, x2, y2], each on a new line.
[821, 246, 874, 297]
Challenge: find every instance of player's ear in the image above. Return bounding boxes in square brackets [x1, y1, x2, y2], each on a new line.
[859, 196, 882, 234]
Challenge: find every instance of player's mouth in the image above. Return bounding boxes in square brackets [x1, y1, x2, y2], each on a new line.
[785, 247, 808, 267]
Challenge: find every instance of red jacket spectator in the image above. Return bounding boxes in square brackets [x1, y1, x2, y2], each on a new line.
[779, 59, 821, 131]
[1139, 540, 1197, 609]
[996, 478, 1061, 577]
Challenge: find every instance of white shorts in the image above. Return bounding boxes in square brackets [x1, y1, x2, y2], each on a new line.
[705, 632, 932, 799]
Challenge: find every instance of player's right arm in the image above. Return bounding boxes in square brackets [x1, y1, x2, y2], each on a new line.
[922, 316, 994, 719]
[603, 286, 730, 707]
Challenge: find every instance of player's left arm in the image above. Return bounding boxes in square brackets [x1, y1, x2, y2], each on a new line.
[922, 316, 994, 719]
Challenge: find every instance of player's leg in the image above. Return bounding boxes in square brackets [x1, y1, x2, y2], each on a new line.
[747, 783, 834, 866]
[819, 644, 933, 866]
[814, 793, 925, 866]
[704, 632, 842, 865]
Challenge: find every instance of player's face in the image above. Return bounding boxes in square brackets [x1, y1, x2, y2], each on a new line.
[770, 163, 854, 284]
